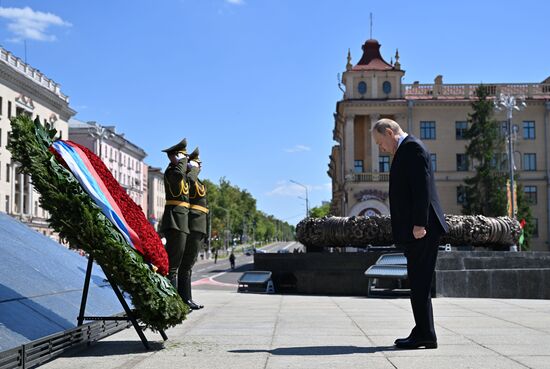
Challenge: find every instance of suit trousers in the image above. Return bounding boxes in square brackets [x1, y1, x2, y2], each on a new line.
[177, 231, 203, 301]
[164, 229, 188, 296]
[403, 231, 440, 341]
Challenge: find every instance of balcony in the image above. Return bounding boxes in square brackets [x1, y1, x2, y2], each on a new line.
[402, 83, 550, 100]
[351, 172, 389, 182]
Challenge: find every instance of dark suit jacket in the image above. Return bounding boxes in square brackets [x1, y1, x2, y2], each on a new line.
[389, 135, 449, 244]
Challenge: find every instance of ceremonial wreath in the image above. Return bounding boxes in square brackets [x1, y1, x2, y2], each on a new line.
[8, 115, 189, 331]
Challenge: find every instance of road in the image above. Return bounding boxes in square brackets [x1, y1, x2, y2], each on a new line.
[190, 241, 303, 291]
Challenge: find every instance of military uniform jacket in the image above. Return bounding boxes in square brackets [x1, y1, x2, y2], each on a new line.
[188, 167, 208, 234]
[160, 159, 190, 233]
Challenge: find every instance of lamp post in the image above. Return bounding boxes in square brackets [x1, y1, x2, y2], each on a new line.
[494, 93, 526, 222]
[290, 179, 309, 218]
[88, 121, 114, 159]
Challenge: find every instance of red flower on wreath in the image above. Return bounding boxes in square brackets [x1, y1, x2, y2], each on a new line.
[62, 141, 169, 275]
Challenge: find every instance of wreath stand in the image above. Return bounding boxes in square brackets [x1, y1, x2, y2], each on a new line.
[77, 255, 168, 349]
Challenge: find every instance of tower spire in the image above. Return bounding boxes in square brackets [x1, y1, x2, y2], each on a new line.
[394, 48, 401, 70]
[370, 13, 373, 39]
[346, 48, 352, 71]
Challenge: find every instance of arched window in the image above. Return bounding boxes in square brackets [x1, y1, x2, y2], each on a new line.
[382, 81, 392, 94]
[357, 81, 367, 95]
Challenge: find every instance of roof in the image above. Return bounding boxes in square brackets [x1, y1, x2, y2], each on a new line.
[352, 39, 394, 71]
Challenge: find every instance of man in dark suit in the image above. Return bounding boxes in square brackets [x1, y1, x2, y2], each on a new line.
[372, 118, 449, 349]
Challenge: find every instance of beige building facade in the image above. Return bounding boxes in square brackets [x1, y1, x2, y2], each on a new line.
[69, 119, 148, 213]
[0, 46, 75, 238]
[328, 39, 550, 251]
[147, 166, 165, 231]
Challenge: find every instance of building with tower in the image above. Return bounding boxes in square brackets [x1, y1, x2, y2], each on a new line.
[328, 38, 550, 250]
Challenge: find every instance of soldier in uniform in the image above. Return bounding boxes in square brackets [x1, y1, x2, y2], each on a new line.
[178, 147, 208, 310]
[160, 138, 191, 306]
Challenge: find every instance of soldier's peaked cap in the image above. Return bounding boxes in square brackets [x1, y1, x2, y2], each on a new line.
[189, 147, 201, 163]
[162, 138, 187, 153]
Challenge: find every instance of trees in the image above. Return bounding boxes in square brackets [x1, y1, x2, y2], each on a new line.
[309, 202, 331, 218]
[462, 84, 534, 249]
[462, 85, 507, 217]
[203, 177, 294, 249]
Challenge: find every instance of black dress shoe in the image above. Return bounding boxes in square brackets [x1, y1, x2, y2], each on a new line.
[394, 329, 416, 344]
[394, 336, 410, 345]
[187, 300, 204, 310]
[395, 337, 437, 349]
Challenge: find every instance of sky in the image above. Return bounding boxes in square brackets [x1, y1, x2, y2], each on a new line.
[0, 0, 548, 225]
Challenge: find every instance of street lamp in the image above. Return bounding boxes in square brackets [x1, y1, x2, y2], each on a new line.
[494, 93, 526, 221]
[290, 179, 309, 218]
[88, 121, 114, 158]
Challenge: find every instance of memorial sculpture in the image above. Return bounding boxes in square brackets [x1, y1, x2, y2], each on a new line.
[8, 116, 188, 331]
[296, 215, 521, 251]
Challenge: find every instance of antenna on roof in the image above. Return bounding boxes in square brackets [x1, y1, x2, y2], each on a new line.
[370, 13, 373, 39]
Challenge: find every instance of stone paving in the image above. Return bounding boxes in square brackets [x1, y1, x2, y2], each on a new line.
[42, 290, 550, 369]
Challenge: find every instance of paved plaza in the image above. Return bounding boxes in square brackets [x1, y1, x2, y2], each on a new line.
[40, 290, 550, 369]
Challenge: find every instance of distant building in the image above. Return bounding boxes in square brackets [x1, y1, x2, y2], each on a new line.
[147, 166, 165, 231]
[68, 119, 148, 213]
[329, 38, 550, 250]
[0, 46, 76, 238]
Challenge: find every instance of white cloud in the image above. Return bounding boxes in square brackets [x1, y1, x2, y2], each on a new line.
[226, 0, 245, 5]
[284, 144, 311, 153]
[267, 181, 331, 197]
[0, 6, 71, 42]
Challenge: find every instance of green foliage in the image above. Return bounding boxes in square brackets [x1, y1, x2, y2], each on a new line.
[462, 85, 534, 246]
[516, 182, 535, 250]
[463, 85, 508, 216]
[7, 115, 188, 331]
[204, 177, 294, 245]
[309, 203, 331, 218]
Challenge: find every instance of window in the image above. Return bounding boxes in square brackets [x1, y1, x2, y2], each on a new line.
[533, 218, 539, 238]
[523, 153, 536, 171]
[499, 121, 508, 138]
[524, 186, 537, 205]
[382, 81, 392, 94]
[5, 163, 9, 183]
[523, 121, 535, 139]
[457, 186, 466, 204]
[430, 153, 437, 172]
[7, 101, 11, 118]
[491, 153, 508, 171]
[0, 97, 2, 115]
[379, 155, 390, 173]
[5, 195, 9, 212]
[420, 121, 436, 140]
[357, 81, 367, 95]
[456, 154, 469, 171]
[16, 107, 31, 117]
[354, 160, 363, 173]
[0, 128, 2, 147]
[455, 121, 468, 140]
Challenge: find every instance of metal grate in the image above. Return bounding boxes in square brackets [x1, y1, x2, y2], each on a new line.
[0, 316, 130, 369]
